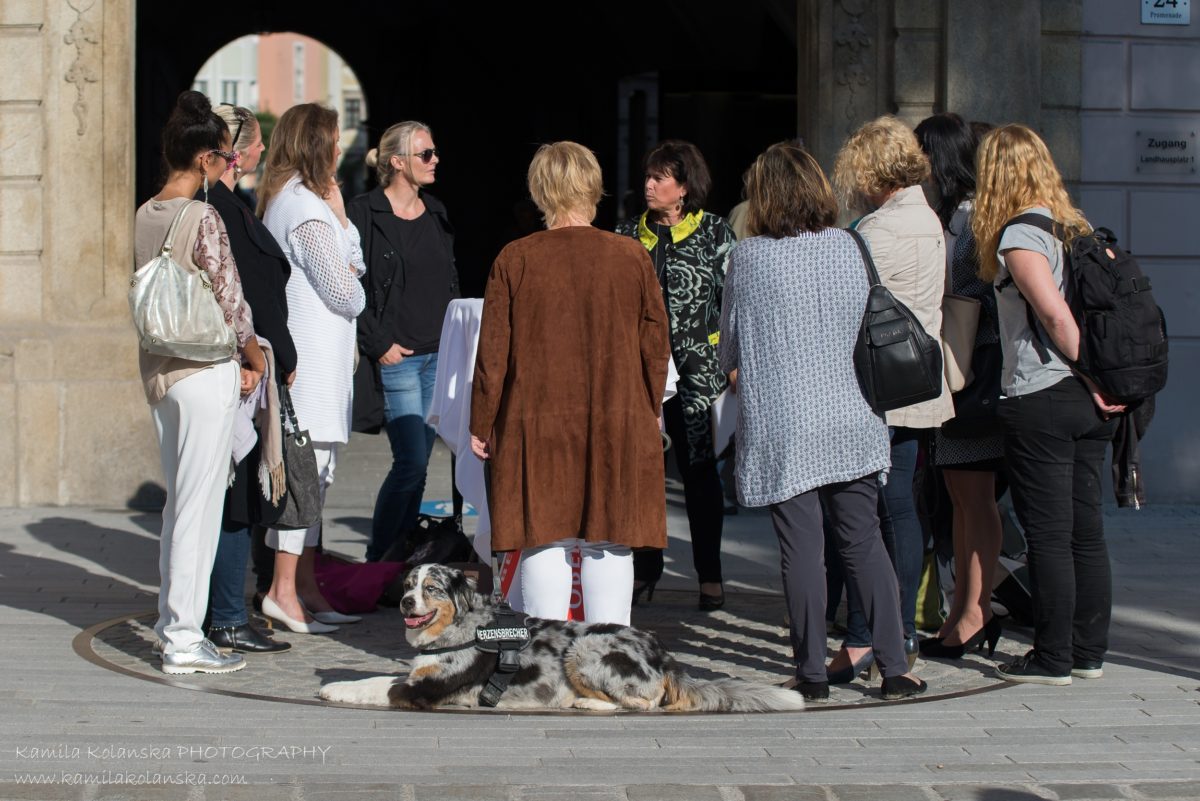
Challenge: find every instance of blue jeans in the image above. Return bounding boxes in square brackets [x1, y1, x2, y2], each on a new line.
[208, 526, 251, 628]
[843, 427, 923, 644]
[367, 352, 439, 562]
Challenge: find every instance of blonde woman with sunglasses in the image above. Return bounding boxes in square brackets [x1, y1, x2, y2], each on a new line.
[348, 122, 460, 562]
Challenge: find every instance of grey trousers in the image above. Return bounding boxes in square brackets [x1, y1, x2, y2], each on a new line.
[770, 473, 907, 682]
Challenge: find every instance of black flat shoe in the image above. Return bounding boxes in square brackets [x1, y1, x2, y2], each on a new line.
[796, 680, 830, 701]
[207, 624, 291, 654]
[698, 591, 725, 611]
[880, 674, 927, 700]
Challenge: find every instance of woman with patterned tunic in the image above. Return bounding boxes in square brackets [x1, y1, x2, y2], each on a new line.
[718, 142, 926, 701]
[616, 140, 735, 611]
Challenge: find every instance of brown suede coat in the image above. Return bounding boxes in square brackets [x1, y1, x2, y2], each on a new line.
[470, 226, 671, 552]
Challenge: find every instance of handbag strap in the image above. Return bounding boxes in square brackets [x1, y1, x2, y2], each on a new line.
[159, 200, 203, 258]
[845, 228, 882, 287]
[279, 384, 302, 434]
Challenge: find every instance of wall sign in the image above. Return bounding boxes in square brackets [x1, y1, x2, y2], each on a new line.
[1142, 0, 1191, 25]
[1136, 130, 1197, 174]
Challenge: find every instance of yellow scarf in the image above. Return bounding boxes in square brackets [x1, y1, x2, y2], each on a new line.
[636, 210, 704, 251]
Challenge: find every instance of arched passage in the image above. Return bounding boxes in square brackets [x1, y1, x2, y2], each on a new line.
[136, 1, 797, 294]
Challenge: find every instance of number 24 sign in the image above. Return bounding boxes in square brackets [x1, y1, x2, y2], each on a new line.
[1142, 0, 1191, 26]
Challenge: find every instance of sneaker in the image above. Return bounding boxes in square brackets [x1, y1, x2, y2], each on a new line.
[161, 639, 246, 675]
[1071, 660, 1104, 679]
[995, 650, 1071, 686]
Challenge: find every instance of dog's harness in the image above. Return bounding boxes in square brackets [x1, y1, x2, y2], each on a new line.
[417, 603, 532, 708]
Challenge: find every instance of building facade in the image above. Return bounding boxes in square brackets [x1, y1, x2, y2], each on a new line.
[0, 0, 1194, 507]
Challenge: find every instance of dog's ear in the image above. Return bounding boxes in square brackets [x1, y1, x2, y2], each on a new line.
[449, 571, 476, 618]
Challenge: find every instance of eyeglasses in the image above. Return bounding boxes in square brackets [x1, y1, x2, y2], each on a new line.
[398, 148, 439, 164]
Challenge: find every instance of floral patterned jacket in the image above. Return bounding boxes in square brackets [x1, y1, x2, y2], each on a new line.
[616, 210, 735, 462]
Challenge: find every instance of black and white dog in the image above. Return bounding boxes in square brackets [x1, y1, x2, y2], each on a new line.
[318, 564, 805, 712]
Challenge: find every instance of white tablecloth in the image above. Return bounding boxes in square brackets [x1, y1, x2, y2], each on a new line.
[426, 299, 492, 559]
[427, 297, 679, 567]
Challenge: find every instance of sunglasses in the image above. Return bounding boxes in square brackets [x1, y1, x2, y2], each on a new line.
[398, 148, 439, 164]
[209, 149, 239, 165]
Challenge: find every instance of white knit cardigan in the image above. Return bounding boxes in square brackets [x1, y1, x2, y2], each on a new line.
[264, 175, 366, 444]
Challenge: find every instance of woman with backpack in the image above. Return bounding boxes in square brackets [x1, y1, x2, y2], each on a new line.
[973, 124, 1123, 685]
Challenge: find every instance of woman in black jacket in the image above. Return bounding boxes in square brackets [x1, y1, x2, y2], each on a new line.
[200, 104, 297, 654]
[348, 121, 459, 562]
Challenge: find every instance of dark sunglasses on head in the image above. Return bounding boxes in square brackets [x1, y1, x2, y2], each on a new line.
[218, 103, 247, 151]
[399, 148, 439, 164]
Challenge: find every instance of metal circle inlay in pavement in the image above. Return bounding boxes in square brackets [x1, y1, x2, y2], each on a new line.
[75, 589, 1014, 713]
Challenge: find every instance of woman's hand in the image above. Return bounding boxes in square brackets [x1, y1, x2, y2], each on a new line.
[240, 365, 263, 397]
[1080, 374, 1126, 418]
[324, 177, 349, 228]
[727, 368, 738, 394]
[470, 435, 491, 461]
[285, 370, 296, 388]
[379, 343, 414, 366]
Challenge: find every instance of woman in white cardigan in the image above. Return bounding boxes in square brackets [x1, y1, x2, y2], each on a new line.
[258, 103, 366, 634]
[829, 116, 954, 681]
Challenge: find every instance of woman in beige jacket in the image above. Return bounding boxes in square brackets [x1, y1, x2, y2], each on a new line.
[826, 116, 954, 683]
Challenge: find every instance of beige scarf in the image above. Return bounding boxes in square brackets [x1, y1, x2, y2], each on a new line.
[255, 340, 286, 507]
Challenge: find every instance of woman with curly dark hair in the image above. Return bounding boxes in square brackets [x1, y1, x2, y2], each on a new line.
[616, 140, 736, 611]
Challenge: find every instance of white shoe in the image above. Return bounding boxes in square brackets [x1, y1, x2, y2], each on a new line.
[261, 595, 339, 634]
[161, 640, 246, 675]
[311, 609, 362, 624]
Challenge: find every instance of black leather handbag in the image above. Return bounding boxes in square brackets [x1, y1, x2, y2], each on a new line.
[275, 386, 322, 531]
[847, 229, 944, 414]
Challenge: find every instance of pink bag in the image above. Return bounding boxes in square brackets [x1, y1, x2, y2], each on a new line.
[313, 552, 404, 614]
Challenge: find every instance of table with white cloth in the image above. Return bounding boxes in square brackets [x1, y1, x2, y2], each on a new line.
[427, 298, 678, 612]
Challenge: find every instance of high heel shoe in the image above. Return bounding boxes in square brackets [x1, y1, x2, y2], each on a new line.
[826, 650, 875, 685]
[260, 596, 339, 634]
[919, 616, 1002, 659]
[698, 586, 725, 612]
[632, 580, 657, 606]
[300, 600, 361, 625]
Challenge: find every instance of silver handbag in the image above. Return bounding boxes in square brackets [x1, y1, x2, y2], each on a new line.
[129, 200, 237, 362]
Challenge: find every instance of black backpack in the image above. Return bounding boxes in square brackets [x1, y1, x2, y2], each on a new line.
[997, 214, 1168, 404]
[847, 229, 944, 413]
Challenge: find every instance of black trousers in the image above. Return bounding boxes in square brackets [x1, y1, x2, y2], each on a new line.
[770, 474, 907, 682]
[998, 376, 1118, 675]
[634, 395, 724, 585]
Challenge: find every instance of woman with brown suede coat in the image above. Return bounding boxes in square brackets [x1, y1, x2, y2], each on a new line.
[470, 142, 671, 626]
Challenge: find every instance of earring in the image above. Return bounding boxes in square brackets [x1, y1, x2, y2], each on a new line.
[202, 171, 209, 203]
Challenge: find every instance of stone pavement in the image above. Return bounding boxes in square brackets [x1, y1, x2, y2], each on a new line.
[0, 434, 1198, 800]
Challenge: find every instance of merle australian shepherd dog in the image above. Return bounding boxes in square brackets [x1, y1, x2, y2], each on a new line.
[318, 564, 805, 712]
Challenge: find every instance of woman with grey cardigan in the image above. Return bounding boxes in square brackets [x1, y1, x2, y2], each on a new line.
[718, 143, 926, 702]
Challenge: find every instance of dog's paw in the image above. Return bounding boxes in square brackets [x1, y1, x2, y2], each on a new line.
[318, 676, 397, 707]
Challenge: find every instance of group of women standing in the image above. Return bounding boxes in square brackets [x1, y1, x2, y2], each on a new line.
[137, 91, 455, 671]
[138, 89, 1120, 698]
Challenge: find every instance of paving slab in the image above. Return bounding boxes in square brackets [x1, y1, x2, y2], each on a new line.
[1, 436, 1199, 797]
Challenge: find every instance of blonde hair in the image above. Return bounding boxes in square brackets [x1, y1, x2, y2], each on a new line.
[832, 116, 931, 216]
[365, 121, 431, 187]
[971, 124, 1091, 282]
[527, 142, 603, 228]
[213, 104, 258, 154]
[257, 103, 339, 216]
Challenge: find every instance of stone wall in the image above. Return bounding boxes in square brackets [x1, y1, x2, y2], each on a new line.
[0, 0, 155, 507]
[1079, 1, 1200, 500]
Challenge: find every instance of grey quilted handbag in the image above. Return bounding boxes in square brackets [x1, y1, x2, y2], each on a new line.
[275, 386, 322, 531]
[129, 200, 237, 362]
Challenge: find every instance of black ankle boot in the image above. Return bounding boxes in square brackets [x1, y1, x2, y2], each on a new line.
[208, 624, 291, 654]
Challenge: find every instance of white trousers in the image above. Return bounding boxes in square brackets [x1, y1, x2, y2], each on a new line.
[518, 538, 634, 625]
[151, 361, 239, 653]
[266, 442, 337, 555]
